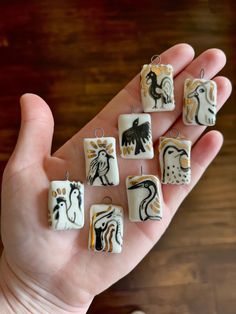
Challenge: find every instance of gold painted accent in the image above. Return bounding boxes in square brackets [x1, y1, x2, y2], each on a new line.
[90, 206, 113, 250]
[90, 141, 98, 149]
[159, 138, 189, 153]
[180, 158, 190, 169]
[106, 143, 112, 150]
[52, 191, 57, 197]
[146, 144, 151, 151]
[129, 175, 155, 186]
[62, 188, 66, 195]
[150, 203, 160, 214]
[87, 149, 96, 154]
[57, 188, 61, 194]
[88, 153, 97, 158]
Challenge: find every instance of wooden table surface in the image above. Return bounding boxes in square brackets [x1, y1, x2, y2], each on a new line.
[0, 1, 235, 313]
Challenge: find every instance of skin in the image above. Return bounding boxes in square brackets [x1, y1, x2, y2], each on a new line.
[0, 44, 232, 313]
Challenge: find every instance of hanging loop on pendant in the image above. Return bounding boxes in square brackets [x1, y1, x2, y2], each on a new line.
[65, 171, 70, 181]
[200, 68, 205, 79]
[150, 54, 161, 65]
[102, 196, 113, 204]
[168, 128, 180, 139]
[94, 127, 105, 138]
[140, 165, 143, 176]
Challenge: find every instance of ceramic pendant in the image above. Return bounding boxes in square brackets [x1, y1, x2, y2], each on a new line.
[159, 136, 191, 184]
[141, 63, 175, 112]
[84, 136, 119, 186]
[118, 113, 154, 159]
[183, 78, 217, 126]
[89, 204, 123, 253]
[48, 180, 84, 230]
[126, 175, 163, 222]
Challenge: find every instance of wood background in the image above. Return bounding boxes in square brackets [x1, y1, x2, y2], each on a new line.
[0, 1, 235, 313]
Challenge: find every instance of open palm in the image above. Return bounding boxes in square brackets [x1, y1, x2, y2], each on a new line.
[0, 44, 231, 313]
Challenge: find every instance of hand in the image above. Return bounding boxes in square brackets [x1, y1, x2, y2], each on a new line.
[0, 44, 231, 313]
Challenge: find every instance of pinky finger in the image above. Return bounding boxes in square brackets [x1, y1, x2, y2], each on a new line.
[162, 130, 224, 213]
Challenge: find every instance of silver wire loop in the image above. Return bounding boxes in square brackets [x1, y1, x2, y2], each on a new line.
[150, 54, 161, 65]
[200, 68, 205, 79]
[102, 196, 113, 204]
[131, 104, 135, 114]
[169, 128, 180, 139]
[94, 128, 105, 138]
[65, 171, 70, 181]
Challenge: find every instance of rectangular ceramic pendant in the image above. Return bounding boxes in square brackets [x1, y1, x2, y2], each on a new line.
[141, 64, 175, 112]
[84, 137, 119, 186]
[183, 78, 217, 126]
[159, 137, 191, 184]
[118, 113, 154, 159]
[89, 204, 123, 253]
[126, 175, 163, 222]
[48, 180, 84, 230]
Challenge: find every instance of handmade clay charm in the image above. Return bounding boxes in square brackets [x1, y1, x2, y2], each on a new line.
[126, 175, 163, 222]
[48, 180, 84, 230]
[183, 78, 217, 126]
[89, 204, 123, 253]
[159, 136, 191, 184]
[118, 113, 154, 159]
[141, 63, 175, 112]
[84, 136, 119, 186]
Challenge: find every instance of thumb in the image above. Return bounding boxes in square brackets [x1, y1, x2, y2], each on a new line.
[9, 93, 54, 171]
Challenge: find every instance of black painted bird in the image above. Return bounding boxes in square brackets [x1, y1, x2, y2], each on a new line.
[128, 179, 161, 221]
[122, 118, 150, 155]
[162, 145, 190, 184]
[146, 70, 172, 109]
[87, 149, 114, 186]
[187, 82, 216, 125]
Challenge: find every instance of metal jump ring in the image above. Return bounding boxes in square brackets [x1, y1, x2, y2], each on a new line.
[168, 128, 180, 139]
[65, 171, 70, 181]
[200, 68, 205, 79]
[102, 196, 113, 204]
[150, 54, 161, 65]
[94, 127, 105, 138]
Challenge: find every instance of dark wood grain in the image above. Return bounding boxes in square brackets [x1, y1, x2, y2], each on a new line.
[0, 1, 235, 313]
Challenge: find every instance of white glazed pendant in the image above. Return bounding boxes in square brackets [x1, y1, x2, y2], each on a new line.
[183, 78, 217, 126]
[126, 175, 163, 222]
[84, 136, 119, 186]
[118, 113, 154, 159]
[89, 204, 123, 253]
[48, 180, 84, 230]
[141, 63, 175, 112]
[159, 136, 191, 184]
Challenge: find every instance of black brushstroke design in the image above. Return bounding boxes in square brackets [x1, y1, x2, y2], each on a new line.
[93, 208, 121, 251]
[162, 145, 190, 183]
[88, 149, 114, 186]
[122, 118, 150, 155]
[146, 70, 172, 109]
[128, 179, 160, 221]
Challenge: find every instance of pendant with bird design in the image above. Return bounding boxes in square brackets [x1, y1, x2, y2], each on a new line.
[126, 175, 163, 222]
[118, 113, 154, 159]
[141, 63, 175, 112]
[183, 78, 217, 126]
[48, 180, 84, 230]
[89, 203, 123, 253]
[84, 136, 119, 186]
[159, 136, 191, 184]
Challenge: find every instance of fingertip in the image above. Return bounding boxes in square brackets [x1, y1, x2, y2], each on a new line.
[204, 48, 227, 68]
[174, 43, 195, 56]
[19, 93, 54, 126]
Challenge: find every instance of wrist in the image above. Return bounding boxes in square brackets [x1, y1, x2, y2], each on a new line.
[0, 252, 92, 314]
